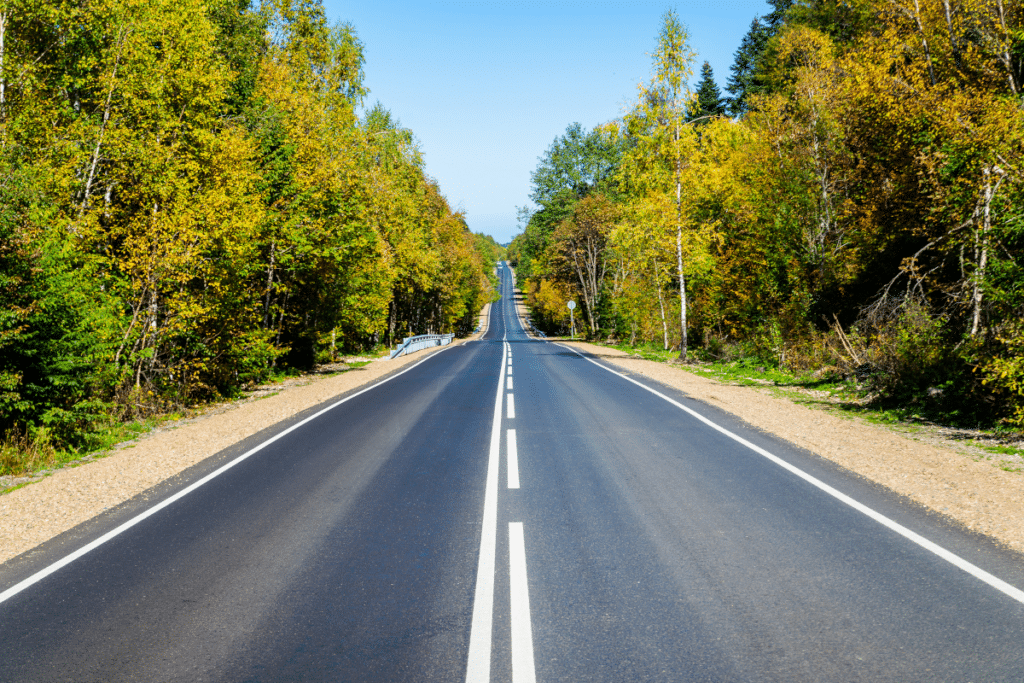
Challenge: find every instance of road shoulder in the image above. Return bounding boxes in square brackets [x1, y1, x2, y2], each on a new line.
[0, 343, 458, 565]
[563, 340, 1024, 554]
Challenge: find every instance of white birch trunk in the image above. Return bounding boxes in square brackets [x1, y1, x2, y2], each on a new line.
[0, 8, 7, 126]
[909, 0, 938, 86]
[81, 30, 127, 217]
[995, 0, 1019, 96]
[674, 120, 688, 361]
[971, 166, 1004, 336]
[654, 260, 669, 351]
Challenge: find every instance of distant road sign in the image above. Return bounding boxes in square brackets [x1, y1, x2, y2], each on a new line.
[567, 301, 576, 310]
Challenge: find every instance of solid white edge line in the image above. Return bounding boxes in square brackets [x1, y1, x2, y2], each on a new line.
[507, 429, 520, 489]
[465, 338, 508, 683]
[0, 344, 461, 606]
[507, 393, 516, 420]
[509, 522, 537, 683]
[554, 342, 1024, 607]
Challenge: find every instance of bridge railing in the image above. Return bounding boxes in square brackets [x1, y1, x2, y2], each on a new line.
[389, 333, 455, 360]
[523, 317, 547, 338]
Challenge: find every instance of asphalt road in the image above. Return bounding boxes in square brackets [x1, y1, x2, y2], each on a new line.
[3, 263, 1024, 682]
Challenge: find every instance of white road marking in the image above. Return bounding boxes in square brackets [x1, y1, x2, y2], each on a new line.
[509, 523, 537, 683]
[0, 343, 462, 607]
[507, 429, 520, 489]
[465, 339, 509, 683]
[507, 366, 512, 375]
[507, 393, 515, 419]
[507, 376, 514, 390]
[557, 343, 1024, 607]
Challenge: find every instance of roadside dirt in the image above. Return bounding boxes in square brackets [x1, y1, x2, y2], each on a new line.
[562, 340, 1024, 553]
[0, 338, 476, 565]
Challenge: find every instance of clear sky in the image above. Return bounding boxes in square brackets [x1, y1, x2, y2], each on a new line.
[322, 1, 773, 244]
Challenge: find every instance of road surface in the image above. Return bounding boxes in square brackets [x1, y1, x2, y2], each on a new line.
[2, 263, 1024, 682]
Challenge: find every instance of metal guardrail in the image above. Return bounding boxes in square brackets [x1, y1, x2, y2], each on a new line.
[523, 318, 547, 338]
[389, 333, 455, 359]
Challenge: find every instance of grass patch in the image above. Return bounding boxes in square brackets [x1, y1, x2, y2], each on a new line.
[607, 341, 857, 397]
[1, 352, 386, 485]
[968, 440, 1024, 459]
[0, 412, 185, 479]
[603, 340, 1024, 471]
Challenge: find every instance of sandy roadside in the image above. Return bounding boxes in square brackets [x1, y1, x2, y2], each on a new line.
[0, 331, 482, 565]
[559, 340, 1024, 553]
[504, 268, 1024, 553]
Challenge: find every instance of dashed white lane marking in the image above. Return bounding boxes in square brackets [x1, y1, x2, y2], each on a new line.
[556, 343, 1024, 607]
[507, 366, 512, 375]
[509, 523, 537, 683]
[507, 393, 515, 419]
[507, 376, 514, 390]
[465, 339, 509, 683]
[507, 429, 520, 489]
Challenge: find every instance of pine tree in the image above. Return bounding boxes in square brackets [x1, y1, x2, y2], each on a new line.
[764, 0, 795, 30]
[689, 61, 726, 122]
[724, 1, 795, 117]
[725, 18, 770, 116]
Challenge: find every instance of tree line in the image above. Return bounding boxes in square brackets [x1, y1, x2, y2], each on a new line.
[0, 0, 500, 462]
[509, 0, 1024, 429]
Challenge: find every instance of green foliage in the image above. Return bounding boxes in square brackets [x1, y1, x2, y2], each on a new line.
[472, 233, 507, 265]
[689, 61, 726, 122]
[0, 0, 500, 475]
[530, 122, 622, 205]
[724, 0, 798, 115]
[726, 18, 771, 116]
[545, 3, 1024, 432]
[510, 121, 624, 322]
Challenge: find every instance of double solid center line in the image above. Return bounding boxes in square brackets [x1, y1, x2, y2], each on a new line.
[466, 336, 536, 683]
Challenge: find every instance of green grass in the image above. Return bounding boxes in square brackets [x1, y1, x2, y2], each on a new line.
[0, 411, 186, 481]
[2, 357, 381, 485]
[607, 341, 858, 397]
[968, 439, 1024, 459]
[603, 340, 1022, 455]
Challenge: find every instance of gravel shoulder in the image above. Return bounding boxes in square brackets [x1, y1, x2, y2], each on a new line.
[0, 333, 482, 565]
[562, 340, 1024, 553]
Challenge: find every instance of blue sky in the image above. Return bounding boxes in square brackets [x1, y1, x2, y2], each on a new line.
[323, 1, 773, 243]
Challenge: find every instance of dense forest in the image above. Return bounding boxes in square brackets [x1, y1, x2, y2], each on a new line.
[0, 0, 501, 467]
[510, 0, 1024, 429]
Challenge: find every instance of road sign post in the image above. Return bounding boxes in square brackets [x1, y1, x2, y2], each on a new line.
[567, 300, 576, 340]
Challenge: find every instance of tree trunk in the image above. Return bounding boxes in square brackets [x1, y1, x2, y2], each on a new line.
[995, 0, 1019, 96]
[676, 225, 688, 361]
[0, 8, 7, 130]
[388, 299, 397, 346]
[263, 241, 276, 328]
[654, 260, 669, 351]
[675, 120, 688, 361]
[911, 0, 938, 87]
[971, 166, 1004, 336]
[80, 27, 128, 218]
[941, 0, 961, 73]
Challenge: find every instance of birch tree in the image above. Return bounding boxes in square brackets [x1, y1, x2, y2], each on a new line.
[619, 10, 704, 360]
